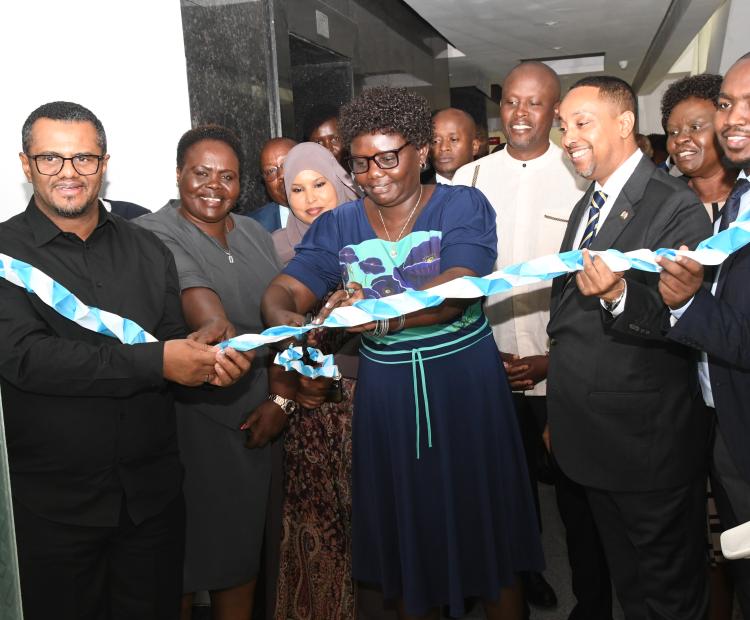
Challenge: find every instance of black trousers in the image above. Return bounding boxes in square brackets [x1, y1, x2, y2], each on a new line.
[586, 477, 708, 620]
[711, 421, 750, 618]
[14, 494, 185, 620]
[511, 393, 547, 533]
[553, 458, 613, 620]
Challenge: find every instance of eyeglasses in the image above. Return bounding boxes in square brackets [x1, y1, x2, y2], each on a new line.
[346, 142, 411, 175]
[261, 163, 284, 180]
[27, 153, 105, 176]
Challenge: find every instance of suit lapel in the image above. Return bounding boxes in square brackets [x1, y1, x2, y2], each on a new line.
[550, 183, 595, 317]
[589, 155, 651, 251]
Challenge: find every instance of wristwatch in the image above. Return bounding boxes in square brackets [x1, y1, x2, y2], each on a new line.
[268, 393, 298, 415]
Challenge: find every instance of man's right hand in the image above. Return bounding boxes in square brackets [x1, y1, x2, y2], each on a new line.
[163, 339, 220, 386]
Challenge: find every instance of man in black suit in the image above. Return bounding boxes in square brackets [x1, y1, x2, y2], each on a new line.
[657, 52, 750, 617]
[547, 76, 713, 619]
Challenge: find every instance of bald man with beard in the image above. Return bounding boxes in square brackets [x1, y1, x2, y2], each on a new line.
[250, 137, 296, 232]
[454, 61, 603, 619]
[428, 107, 480, 184]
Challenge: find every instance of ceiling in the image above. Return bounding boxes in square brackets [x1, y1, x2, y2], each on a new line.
[403, 0, 724, 96]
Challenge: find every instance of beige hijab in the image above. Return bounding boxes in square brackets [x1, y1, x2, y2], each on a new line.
[273, 142, 358, 265]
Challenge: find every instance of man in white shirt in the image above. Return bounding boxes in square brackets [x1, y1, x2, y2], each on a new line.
[550, 75, 712, 620]
[657, 52, 750, 617]
[429, 108, 479, 185]
[453, 61, 593, 618]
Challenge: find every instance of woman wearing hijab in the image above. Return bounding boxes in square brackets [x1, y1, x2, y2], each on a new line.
[272, 143, 361, 620]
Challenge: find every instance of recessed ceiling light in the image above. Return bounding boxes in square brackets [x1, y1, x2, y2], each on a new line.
[544, 20, 559, 26]
[552, 46, 563, 50]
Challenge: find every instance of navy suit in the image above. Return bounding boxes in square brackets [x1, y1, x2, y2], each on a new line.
[102, 199, 151, 220]
[668, 239, 750, 616]
[249, 202, 283, 233]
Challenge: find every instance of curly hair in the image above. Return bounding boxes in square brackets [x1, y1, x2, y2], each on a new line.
[338, 87, 432, 148]
[176, 124, 243, 171]
[660, 74, 723, 131]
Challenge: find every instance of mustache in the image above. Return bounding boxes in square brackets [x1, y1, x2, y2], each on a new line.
[720, 126, 750, 138]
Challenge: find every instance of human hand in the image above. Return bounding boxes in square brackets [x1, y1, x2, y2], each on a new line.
[507, 354, 549, 390]
[241, 400, 288, 448]
[576, 250, 625, 302]
[163, 339, 220, 386]
[296, 375, 333, 409]
[655, 245, 704, 309]
[188, 317, 237, 345]
[312, 283, 377, 334]
[211, 347, 255, 387]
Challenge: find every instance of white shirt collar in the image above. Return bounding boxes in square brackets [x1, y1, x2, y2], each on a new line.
[596, 148, 642, 199]
[500, 141, 555, 169]
[435, 172, 453, 185]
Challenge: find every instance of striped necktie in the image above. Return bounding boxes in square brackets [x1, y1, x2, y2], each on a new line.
[579, 190, 607, 249]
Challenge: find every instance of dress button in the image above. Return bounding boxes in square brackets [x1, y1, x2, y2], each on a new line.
[549, 338, 557, 346]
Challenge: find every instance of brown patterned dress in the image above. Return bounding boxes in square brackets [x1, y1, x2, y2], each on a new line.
[274, 378, 356, 620]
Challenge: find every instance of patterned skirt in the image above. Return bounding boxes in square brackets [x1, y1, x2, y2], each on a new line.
[274, 378, 357, 620]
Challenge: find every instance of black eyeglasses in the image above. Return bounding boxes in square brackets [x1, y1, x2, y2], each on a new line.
[261, 162, 284, 180]
[27, 153, 105, 176]
[346, 142, 411, 174]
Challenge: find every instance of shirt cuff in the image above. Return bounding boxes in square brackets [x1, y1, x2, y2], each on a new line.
[600, 281, 628, 317]
[669, 296, 694, 326]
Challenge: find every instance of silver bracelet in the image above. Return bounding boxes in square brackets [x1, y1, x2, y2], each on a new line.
[366, 318, 390, 337]
[392, 315, 406, 332]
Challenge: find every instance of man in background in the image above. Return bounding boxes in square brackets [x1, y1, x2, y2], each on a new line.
[251, 137, 296, 232]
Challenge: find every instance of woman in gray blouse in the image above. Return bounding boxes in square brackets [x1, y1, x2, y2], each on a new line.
[137, 125, 294, 620]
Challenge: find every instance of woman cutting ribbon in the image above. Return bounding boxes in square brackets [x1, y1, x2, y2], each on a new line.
[261, 87, 543, 620]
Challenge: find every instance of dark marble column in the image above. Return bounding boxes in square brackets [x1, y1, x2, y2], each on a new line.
[180, 0, 283, 212]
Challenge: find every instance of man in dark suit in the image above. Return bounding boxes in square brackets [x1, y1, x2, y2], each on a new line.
[548, 76, 713, 619]
[250, 137, 296, 232]
[656, 52, 750, 617]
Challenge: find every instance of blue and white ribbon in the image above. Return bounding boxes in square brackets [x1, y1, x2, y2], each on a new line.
[275, 346, 340, 378]
[0, 253, 156, 344]
[3, 211, 750, 355]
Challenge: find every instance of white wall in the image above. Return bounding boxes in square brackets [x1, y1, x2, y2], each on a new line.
[0, 1, 191, 220]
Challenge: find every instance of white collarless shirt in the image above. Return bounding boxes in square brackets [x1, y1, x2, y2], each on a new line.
[453, 142, 587, 395]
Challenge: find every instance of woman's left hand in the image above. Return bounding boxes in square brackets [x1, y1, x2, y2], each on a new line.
[312, 282, 376, 333]
[241, 400, 288, 448]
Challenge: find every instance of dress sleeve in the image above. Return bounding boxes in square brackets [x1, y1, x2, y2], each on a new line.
[439, 186, 498, 276]
[282, 210, 343, 298]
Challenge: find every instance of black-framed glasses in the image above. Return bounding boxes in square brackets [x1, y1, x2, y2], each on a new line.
[27, 153, 105, 176]
[261, 162, 284, 180]
[346, 142, 411, 174]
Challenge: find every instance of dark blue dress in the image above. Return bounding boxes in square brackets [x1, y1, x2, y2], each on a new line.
[284, 184, 544, 616]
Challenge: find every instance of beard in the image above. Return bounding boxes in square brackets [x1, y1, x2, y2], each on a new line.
[53, 199, 95, 219]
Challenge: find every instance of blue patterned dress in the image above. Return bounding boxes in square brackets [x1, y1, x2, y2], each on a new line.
[284, 184, 544, 616]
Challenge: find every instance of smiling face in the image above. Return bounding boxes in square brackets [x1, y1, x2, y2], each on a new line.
[500, 64, 559, 160]
[350, 132, 426, 208]
[559, 85, 636, 185]
[20, 118, 109, 220]
[666, 97, 722, 178]
[177, 139, 240, 226]
[288, 169, 339, 224]
[716, 58, 750, 172]
[429, 109, 478, 179]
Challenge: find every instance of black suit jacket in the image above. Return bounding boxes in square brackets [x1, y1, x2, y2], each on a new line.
[547, 155, 713, 492]
[667, 240, 750, 484]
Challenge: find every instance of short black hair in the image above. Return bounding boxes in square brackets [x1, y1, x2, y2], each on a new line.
[339, 87, 432, 148]
[22, 101, 106, 154]
[570, 75, 638, 124]
[660, 73, 723, 130]
[303, 104, 340, 140]
[176, 124, 243, 171]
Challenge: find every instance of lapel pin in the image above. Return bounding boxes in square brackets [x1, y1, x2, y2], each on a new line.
[620, 210, 629, 220]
